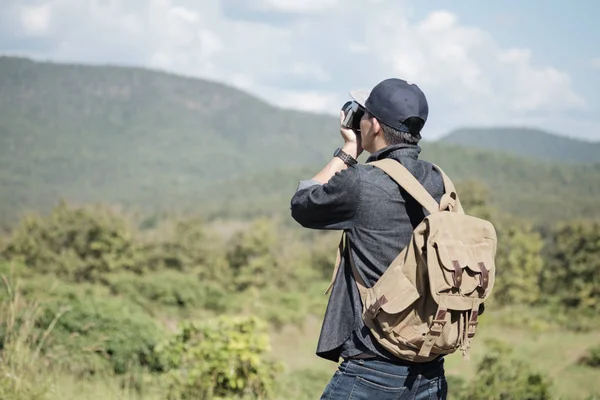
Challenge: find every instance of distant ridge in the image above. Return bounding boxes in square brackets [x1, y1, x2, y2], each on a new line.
[439, 127, 600, 164]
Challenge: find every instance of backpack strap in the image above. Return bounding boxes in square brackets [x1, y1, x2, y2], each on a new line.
[461, 298, 483, 361]
[418, 295, 449, 358]
[431, 163, 464, 214]
[324, 232, 346, 295]
[325, 232, 369, 298]
[369, 159, 440, 215]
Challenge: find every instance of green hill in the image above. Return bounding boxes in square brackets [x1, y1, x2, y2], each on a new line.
[439, 127, 600, 164]
[1, 56, 599, 225]
[197, 143, 600, 223]
[0, 56, 339, 218]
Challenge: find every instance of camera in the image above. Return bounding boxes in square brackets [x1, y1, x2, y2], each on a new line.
[341, 101, 365, 131]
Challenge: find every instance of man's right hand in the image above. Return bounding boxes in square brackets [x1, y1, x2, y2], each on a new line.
[339, 110, 363, 158]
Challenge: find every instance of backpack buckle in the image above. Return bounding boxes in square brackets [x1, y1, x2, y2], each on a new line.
[429, 308, 448, 336]
[451, 260, 462, 289]
[366, 295, 388, 318]
[429, 320, 447, 336]
[467, 309, 479, 338]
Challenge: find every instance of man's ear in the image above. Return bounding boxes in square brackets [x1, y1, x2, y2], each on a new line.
[371, 118, 382, 136]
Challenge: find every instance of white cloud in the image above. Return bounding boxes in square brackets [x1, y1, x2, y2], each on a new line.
[497, 48, 584, 110]
[19, 4, 52, 35]
[593, 58, 600, 69]
[1, 0, 594, 140]
[290, 62, 330, 82]
[259, 0, 339, 13]
[198, 30, 222, 56]
[276, 90, 341, 113]
[348, 43, 369, 54]
[419, 10, 456, 31]
[169, 6, 200, 23]
[359, 7, 587, 137]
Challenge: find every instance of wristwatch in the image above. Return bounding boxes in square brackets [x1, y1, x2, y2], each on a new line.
[333, 148, 358, 166]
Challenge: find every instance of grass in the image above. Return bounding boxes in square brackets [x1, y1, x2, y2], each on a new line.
[2, 282, 599, 400]
[268, 310, 600, 400]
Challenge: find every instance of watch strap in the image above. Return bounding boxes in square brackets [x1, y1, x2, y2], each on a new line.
[334, 148, 358, 166]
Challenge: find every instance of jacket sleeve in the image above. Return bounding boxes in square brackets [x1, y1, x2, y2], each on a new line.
[290, 166, 360, 230]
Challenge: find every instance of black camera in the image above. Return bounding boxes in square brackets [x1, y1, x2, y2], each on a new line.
[341, 101, 365, 131]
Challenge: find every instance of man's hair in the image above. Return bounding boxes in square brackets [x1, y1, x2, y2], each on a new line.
[380, 122, 421, 145]
[366, 110, 422, 144]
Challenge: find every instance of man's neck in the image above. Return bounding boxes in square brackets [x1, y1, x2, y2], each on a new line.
[369, 141, 390, 155]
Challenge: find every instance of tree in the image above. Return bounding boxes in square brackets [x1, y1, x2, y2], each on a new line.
[541, 220, 600, 311]
[1, 201, 141, 282]
[455, 179, 497, 221]
[491, 220, 545, 307]
[226, 219, 279, 291]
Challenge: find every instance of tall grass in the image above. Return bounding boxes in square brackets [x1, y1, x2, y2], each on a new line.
[0, 274, 67, 400]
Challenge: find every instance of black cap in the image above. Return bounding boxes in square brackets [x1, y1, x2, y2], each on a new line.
[350, 78, 429, 135]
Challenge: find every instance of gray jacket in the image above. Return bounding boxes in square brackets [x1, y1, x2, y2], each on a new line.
[290, 143, 445, 362]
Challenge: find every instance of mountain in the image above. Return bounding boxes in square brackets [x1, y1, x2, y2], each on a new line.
[0, 56, 340, 217]
[195, 143, 600, 224]
[1, 56, 599, 225]
[439, 127, 600, 164]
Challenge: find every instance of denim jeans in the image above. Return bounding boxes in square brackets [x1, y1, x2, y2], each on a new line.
[320, 357, 447, 400]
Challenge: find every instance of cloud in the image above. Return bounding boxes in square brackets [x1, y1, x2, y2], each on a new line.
[593, 58, 600, 69]
[0, 0, 594, 139]
[259, 0, 339, 13]
[19, 4, 52, 35]
[275, 90, 342, 113]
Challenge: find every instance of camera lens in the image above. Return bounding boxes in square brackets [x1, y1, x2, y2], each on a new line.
[342, 101, 353, 112]
[352, 108, 364, 130]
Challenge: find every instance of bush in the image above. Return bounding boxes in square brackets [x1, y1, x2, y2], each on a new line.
[580, 344, 600, 368]
[140, 216, 231, 286]
[155, 315, 282, 400]
[226, 219, 279, 292]
[541, 220, 600, 311]
[455, 179, 498, 221]
[107, 270, 230, 313]
[491, 220, 545, 307]
[456, 339, 552, 400]
[13, 279, 165, 376]
[2, 201, 142, 282]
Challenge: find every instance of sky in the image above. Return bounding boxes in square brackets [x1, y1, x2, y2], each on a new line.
[1, 0, 599, 141]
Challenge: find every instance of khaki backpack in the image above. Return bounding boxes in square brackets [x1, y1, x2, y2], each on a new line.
[325, 159, 497, 362]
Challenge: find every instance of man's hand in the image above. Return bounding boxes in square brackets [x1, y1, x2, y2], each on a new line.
[340, 110, 363, 159]
[309, 110, 364, 185]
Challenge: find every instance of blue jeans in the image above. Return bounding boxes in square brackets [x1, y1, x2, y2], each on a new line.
[320, 357, 447, 400]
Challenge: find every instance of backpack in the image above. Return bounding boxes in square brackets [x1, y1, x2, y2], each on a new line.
[325, 159, 497, 362]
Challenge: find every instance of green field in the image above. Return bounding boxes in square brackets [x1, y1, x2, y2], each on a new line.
[6, 309, 599, 400]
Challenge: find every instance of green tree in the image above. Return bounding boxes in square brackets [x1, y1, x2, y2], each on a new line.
[1, 201, 141, 282]
[491, 220, 545, 306]
[155, 316, 282, 400]
[226, 219, 279, 291]
[541, 220, 600, 311]
[456, 179, 497, 221]
[141, 216, 230, 285]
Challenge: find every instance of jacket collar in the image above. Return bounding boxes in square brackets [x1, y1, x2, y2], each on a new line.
[366, 143, 421, 163]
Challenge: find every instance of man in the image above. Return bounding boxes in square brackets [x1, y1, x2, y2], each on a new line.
[290, 78, 448, 399]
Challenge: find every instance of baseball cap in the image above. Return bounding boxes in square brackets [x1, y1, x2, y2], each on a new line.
[350, 78, 429, 135]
